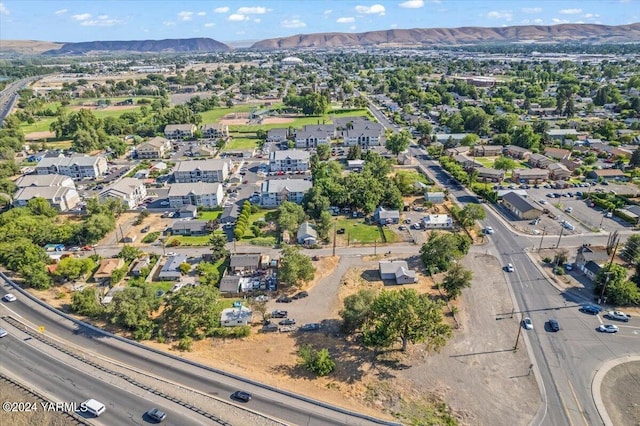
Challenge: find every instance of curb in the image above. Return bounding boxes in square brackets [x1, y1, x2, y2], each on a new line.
[591, 355, 640, 426]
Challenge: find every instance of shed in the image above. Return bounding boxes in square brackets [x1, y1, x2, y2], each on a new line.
[425, 192, 445, 204]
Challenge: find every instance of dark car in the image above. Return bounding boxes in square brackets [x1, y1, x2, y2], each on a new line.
[279, 318, 296, 326]
[580, 304, 602, 315]
[146, 408, 167, 422]
[272, 310, 288, 318]
[299, 323, 321, 331]
[276, 296, 292, 303]
[231, 391, 252, 402]
[548, 319, 560, 332]
[293, 291, 308, 299]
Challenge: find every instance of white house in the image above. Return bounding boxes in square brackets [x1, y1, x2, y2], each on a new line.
[173, 159, 230, 183]
[99, 178, 147, 209]
[422, 214, 453, 229]
[168, 182, 223, 208]
[379, 260, 418, 284]
[260, 178, 312, 207]
[269, 150, 310, 172]
[297, 222, 317, 245]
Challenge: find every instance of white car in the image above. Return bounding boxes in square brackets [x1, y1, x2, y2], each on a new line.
[506, 263, 514, 272]
[539, 199, 547, 205]
[484, 226, 494, 234]
[2, 294, 17, 302]
[605, 311, 630, 322]
[598, 324, 619, 333]
[166, 252, 177, 257]
[522, 317, 533, 330]
[0, 328, 8, 338]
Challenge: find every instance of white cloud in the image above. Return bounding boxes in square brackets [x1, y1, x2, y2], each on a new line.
[54, 9, 67, 15]
[163, 21, 176, 26]
[583, 13, 600, 19]
[80, 15, 122, 27]
[281, 18, 306, 28]
[253, 18, 261, 23]
[71, 13, 92, 21]
[213, 6, 229, 13]
[355, 4, 385, 15]
[349, 25, 357, 31]
[228, 13, 249, 21]
[486, 11, 513, 21]
[552, 18, 569, 24]
[337, 17, 355, 24]
[204, 22, 215, 27]
[390, 23, 398, 28]
[399, 0, 424, 8]
[197, 11, 206, 16]
[236, 6, 268, 14]
[324, 9, 332, 15]
[0, 3, 9, 15]
[533, 18, 543, 24]
[559, 8, 582, 15]
[178, 11, 194, 21]
[521, 7, 542, 14]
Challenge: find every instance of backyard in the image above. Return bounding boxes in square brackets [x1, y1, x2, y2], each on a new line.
[333, 218, 398, 244]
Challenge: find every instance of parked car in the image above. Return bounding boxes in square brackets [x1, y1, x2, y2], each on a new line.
[146, 408, 167, 422]
[293, 291, 308, 299]
[605, 211, 613, 218]
[279, 318, 296, 326]
[580, 304, 602, 315]
[166, 252, 177, 257]
[565, 263, 573, 271]
[597, 324, 619, 333]
[522, 317, 533, 330]
[605, 311, 630, 322]
[2, 294, 17, 302]
[300, 323, 321, 331]
[506, 263, 514, 272]
[0, 328, 8, 338]
[231, 391, 252, 402]
[564, 207, 573, 213]
[484, 226, 494, 234]
[275, 296, 292, 303]
[272, 310, 288, 318]
[548, 319, 560, 332]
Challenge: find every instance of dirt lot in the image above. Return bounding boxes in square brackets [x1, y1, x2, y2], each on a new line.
[0, 380, 72, 426]
[600, 361, 640, 426]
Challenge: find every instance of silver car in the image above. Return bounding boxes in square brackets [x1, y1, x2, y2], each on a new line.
[605, 311, 629, 322]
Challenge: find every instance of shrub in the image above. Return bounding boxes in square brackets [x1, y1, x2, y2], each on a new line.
[142, 231, 160, 243]
[177, 336, 193, 351]
[299, 345, 336, 376]
[542, 257, 552, 263]
[209, 326, 251, 338]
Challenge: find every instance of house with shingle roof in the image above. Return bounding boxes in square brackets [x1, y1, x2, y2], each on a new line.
[502, 192, 543, 220]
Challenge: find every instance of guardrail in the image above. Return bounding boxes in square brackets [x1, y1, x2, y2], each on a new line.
[0, 271, 402, 426]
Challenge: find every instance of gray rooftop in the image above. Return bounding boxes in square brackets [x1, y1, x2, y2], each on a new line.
[174, 159, 228, 173]
[14, 174, 73, 188]
[168, 182, 221, 197]
[270, 150, 310, 161]
[262, 178, 312, 194]
[37, 155, 104, 168]
[502, 191, 541, 213]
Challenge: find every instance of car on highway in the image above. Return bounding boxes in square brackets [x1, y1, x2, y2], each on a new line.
[2, 294, 17, 302]
[0, 328, 8, 338]
[272, 310, 288, 318]
[506, 263, 514, 272]
[279, 318, 296, 326]
[484, 226, 494, 234]
[605, 311, 630, 322]
[146, 408, 167, 422]
[580, 304, 602, 315]
[522, 317, 533, 330]
[548, 319, 560, 332]
[231, 391, 252, 402]
[597, 324, 619, 333]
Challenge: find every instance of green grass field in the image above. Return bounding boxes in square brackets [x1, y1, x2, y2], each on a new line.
[20, 105, 141, 135]
[167, 234, 213, 246]
[199, 105, 257, 123]
[475, 157, 496, 167]
[224, 137, 260, 151]
[230, 108, 370, 133]
[198, 210, 222, 221]
[334, 218, 398, 243]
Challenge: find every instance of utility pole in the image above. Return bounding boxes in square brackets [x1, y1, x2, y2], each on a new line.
[555, 224, 565, 248]
[332, 222, 337, 257]
[599, 210, 608, 229]
[538, 227, 546, 252]
[599, 243, 619, 304]
[374, 239, 377, 256]
[514, 315, 523, 351]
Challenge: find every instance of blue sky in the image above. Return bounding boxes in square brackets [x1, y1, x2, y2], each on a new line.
[0, 1, 637, 43]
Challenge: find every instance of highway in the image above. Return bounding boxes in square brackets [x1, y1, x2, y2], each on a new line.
[0, 331, 211, 425]
[408, 145, 640, 426]
[0, 280, 398, 426]
[0, 77, 38, 126]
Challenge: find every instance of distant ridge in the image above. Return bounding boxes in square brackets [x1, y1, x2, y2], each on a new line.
[43, 37, 231, 55]
[251, 23, 640, 49]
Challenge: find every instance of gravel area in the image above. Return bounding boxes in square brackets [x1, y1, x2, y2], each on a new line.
[600, 361, 640, 426]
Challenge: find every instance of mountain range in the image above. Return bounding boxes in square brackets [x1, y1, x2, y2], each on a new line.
[1, 23, 639, 55]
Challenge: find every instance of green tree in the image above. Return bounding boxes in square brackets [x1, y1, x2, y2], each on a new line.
[314, 210, 333, 241]
[420, 231, 471, 273]
[362, 289, 452, 352]
[298, 345, 336, 376]
[492, 114, 518, 134]
[249, 298, 269, 322]
[162, 285, 221, 339]
[209, 234, 228, 262]
[26, 197, 58, 218]
[414, 120, 433, 143]
[110, 267, 126, 285]
[339, 289, 376, 333]
[107, 286, 159, 340]
[20, 262, 53, 290]
[179, 262, 191, 275]
[511, 124, 541, 150]
[494, 156, 517, 171]
[385, 130, 412, 155]
[71, 287, 104, 318]
[346, 145, 361, 160]
[316, 143, 330, 161]
[458, 203, 486, 227]
[54, 257, 95, 281]
[278, 245, 315, 289]
[277, 201, 306, 235]
[118, 245, 142, 262]
[441, 264, 473, 300]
